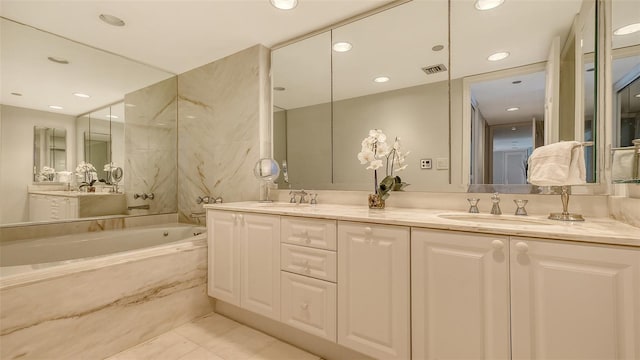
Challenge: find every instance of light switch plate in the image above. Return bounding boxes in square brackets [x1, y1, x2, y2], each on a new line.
[436, 158, 449, 170]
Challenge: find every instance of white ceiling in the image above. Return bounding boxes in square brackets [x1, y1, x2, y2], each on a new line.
[0, 0, 391, 75]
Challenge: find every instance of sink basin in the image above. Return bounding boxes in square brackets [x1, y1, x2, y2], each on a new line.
[256, 202, 312, 209]
[438, 213, 552, 226]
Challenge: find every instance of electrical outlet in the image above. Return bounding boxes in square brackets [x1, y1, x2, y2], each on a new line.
[420, 159, 432, 169]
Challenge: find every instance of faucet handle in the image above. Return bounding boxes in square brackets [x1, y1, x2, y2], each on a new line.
[310, 193, 318, 205]
[289, 191, 297, 203]
[299, 191, 308, 204]
[491, 192, 500, 202]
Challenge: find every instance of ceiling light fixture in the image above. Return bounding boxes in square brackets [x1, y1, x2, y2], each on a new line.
[506, 107, 519, 112]
[106, 115, 119, 119]
[511, 127, 517, 131]
[49, 105, 63, 110]
[125, 103, 136, 107]
[488, 51, 510, 61]
[373, 76, 390, 83]
[635, 93, 640, 98]
[270, 0, 298, 10]
[475, 0, 505, 11]
[73, 92, 90, 98]
[48, 56, 69, 64]
[99, 14, 126, 27]
[333, 42, 353, 52]
[614, 22, 640, 36]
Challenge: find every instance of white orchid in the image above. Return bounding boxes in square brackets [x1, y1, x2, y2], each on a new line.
[75, 161, 96, 174]
[386, 137, 410, 176]
[40, 166, 56, 175]
[103, 162, 118, 172]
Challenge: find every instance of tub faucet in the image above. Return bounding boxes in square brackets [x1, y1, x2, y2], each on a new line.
[490, 192, 502, 215]
[289, 190, 308, 204]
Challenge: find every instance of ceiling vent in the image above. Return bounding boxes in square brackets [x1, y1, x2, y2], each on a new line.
[422, 64, 447, 75]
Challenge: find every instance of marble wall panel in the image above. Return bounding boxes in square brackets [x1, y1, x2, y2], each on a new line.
[0, 242, 212, 359]
[178, 45, 270, 223]
[124, 76, 178, 216]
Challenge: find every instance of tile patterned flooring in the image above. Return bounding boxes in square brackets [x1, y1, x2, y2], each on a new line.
[107, 313, 321, 360]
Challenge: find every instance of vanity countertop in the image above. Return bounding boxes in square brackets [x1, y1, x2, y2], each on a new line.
[204, 202, 640, 248]
[28, 191, 123, 197]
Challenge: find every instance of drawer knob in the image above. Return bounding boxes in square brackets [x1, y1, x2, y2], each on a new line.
[364, 227, 373, 235]
[515, 241, 529, 253]
[491, 240, 504, 250]
[300, 303, 309, 310]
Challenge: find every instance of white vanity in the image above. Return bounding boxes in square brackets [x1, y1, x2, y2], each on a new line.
[205, 202, 640, 360]
[28, 191, 127, 221]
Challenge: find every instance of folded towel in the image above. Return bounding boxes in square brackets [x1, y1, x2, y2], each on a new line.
[527, 141, 586, 186]
[611, 148, 635, 181]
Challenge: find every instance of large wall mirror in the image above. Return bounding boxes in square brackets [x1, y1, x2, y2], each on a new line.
[0, 17, 177, 225]
[273, 0, 450, 192]
[273, 0, 606, 193]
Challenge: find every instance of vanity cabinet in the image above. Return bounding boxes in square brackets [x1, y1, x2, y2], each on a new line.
[411, 229, 511, 360]
[510, 237, 640, 359]
[29, 193, 78, 221]
[207, 210, 281, 320]
[280, 216, 337, 342]
[337, 221, 410, 360]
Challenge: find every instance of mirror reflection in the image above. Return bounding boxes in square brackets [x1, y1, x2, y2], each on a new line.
[0, 18, 176, 225]
[610, 0, 640, 182]
[273, 0, 450, 191]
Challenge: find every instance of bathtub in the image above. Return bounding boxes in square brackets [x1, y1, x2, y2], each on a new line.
[0, 223, 214, 359]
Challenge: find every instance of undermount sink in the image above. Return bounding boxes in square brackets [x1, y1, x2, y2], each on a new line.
[438, 213, 553, 226]
[256, 202, 312, 209]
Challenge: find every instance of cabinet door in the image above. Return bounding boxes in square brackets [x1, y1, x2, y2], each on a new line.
[337, 221, 410, 360]
[281, 271, 337, 341]
[240, 213, 281, 320]
[510, 237, 640, 360]
[412, 229, 510, 360]
[207, 210, 240, 306]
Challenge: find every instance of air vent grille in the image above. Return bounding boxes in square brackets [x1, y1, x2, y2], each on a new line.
[422, 64, 447, 75]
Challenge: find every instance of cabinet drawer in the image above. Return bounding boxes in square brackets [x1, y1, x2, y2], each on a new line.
[281, 216, 336, 250]
[281, 244, 337, 282]
[281, 272, 337, 342]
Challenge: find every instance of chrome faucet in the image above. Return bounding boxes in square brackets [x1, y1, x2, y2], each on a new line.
[134, 193, 154, 200]
[196, 195, 223, 204]
[289, 190, 308, 204]
[490, 192, 502, 215]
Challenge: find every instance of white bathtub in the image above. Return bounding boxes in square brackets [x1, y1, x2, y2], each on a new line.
[0, 223, 213, 359]
[0, 223, 206, 278]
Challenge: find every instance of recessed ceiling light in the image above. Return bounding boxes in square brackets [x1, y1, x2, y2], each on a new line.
[333, 42, 353, 52]
[635, 93, 640, 98]
[506, 107, 519, 112]
[48, 56, 69, 64]
[49, 105, 63, 110]
[270, 0, 298, 10]
[106, 115, 119, 119]
[10, 92, 22, 96]
[511, 127, 517, 131]
[73, 92, 90, 98]
[125, 103, 136, 107]
[475, 0, 505, 11]
[432, 45, 445, 52]
[488, 52, 510, 61]
[273, 86, 286, 91]
[99, 14, 126, 26]
[186, 115, 196, 119]
[512, 80, 522, 84]
[373, 76, 390, 83]
[614, 23, 640, 36]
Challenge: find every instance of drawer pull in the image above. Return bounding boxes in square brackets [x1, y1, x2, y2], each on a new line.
[300, 302, 309, 310]
[515, 241, 529, 253]
[491, 240, 504, 250]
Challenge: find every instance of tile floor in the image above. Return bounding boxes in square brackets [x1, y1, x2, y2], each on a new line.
[106, 313, 321, 360]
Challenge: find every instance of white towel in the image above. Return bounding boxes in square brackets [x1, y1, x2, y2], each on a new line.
[528, 141, 586, 186]
[611, 148, 635, 181]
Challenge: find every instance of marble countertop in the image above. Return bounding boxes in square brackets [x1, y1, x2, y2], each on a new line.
[29, 191, 123, 197]
[204, 202, 640, 248]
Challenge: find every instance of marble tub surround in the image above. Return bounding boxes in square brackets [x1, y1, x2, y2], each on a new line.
[0, 235, 212, 359]
[205, 201, 640, 247]
[124, 76, 178, 216]
[609, 196, 640, 228]
[0, 213, 177, 242]
[177, 45, 269, 223]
